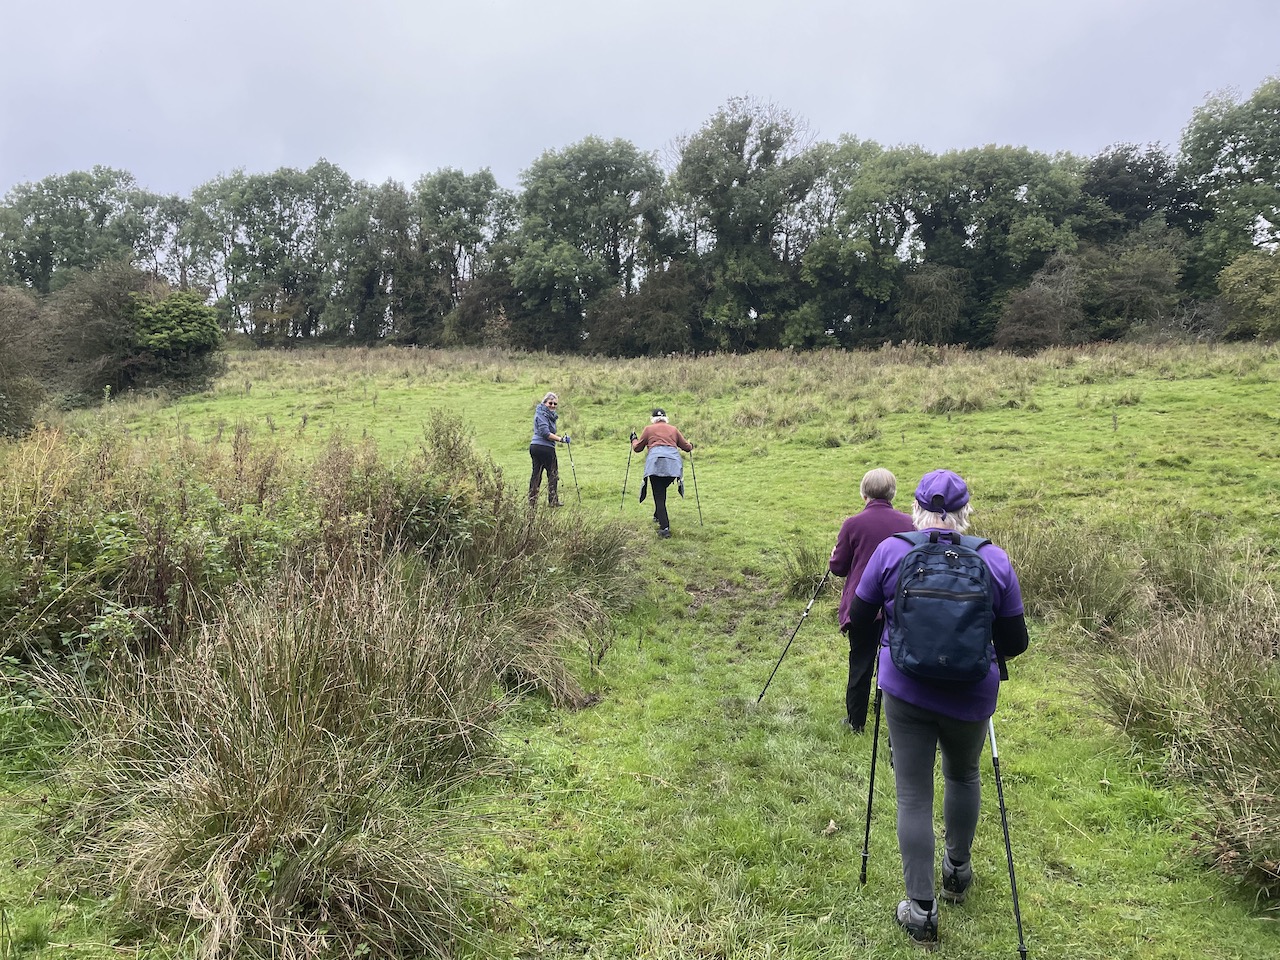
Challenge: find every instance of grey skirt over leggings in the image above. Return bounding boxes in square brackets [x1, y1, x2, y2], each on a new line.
[884, 692, 989, 901]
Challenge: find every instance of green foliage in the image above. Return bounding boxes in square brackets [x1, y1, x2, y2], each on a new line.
[132, 289, 221, 355]
[1179, 76, 1280, 292]
[12, 78, 1280, 354]
[33, 560, 501, 960]
[1219, 248, 1280, 340]
[0, 167, 142, 294]
[4, 406, 639, 959]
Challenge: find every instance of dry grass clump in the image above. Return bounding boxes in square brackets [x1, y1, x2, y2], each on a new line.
[6, 410, 639, 957]
[1092, 581, 1280, 903]
[33, 559, 501, 959]
[987, 506, 1280, 905]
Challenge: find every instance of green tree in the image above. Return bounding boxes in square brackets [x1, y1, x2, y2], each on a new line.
[0, 167, 141, 294]
[321, 180, 407, 344]
[897, 263, 967, 343]
[994, 252, 1087, 353]
[183, 161, 354, 341]
[45, 264, 222, 398]
[1218, 249, 1280, 340]
[909, 146, 1081, 343]
[585, 263, 699, 356]
[512, 137, 665, 351]
[1078, 143, 1183, 245]
[1179, 77, 1280, 293]
[1078, 219, 1186, 338]
[800, 139, 931, 346]
[672, 97, 823, 350]
[404, 169, 515, 344]
[0, 286, 44, 434]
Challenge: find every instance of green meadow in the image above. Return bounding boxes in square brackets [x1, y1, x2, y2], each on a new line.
[4, 343, 1280, 959]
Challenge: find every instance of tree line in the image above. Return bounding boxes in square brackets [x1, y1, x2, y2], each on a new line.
[2, 82, 1278, 378]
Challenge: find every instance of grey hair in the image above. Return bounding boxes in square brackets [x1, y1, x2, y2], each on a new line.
[860, 468, 897, 502]
[912, 501, 972, 533]
[541, 391, 558, 404]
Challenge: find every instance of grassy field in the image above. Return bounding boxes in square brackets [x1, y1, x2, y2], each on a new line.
[4, 343, 1280, 959]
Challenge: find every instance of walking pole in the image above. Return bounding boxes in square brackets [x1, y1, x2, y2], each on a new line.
[757, 571, 829, 703]
[688, 447, 704, 525]
[564, 438, 582, 505]
[988, 717, 1029, 960]
[859, 680, 884, 884]
[621, 430, 635, 511]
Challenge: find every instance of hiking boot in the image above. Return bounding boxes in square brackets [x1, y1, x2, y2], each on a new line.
[839, 718, 864, 735]
[895, 899, 939, 950]
[940, 854, 973, 904]
[657, 527, 671, 539]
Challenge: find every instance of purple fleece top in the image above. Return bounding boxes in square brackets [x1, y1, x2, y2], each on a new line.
[829, 499, 915, 629]
[855, 528, 1025, 721]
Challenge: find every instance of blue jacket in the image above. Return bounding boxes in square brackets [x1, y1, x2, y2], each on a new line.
[645, 447, 684, 478]
[531, 404, 558, 449]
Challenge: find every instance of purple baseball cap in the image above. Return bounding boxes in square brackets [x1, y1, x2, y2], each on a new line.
[915, 469, 970, 515]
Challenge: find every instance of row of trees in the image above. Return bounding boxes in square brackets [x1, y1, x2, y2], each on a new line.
[2, 82, 1279, 364]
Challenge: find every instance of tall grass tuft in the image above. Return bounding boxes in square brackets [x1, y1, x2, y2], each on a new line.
[9, 411, 639, 956]
[975, 509, 1142, 635]
[32, 558, 504, 959]
[991, 504, 1280, 904]
[1089, 552, 1280, 905]
[780, 538, 830, 600]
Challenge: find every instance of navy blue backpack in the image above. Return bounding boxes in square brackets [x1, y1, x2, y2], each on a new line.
[889, 530, 995, 683]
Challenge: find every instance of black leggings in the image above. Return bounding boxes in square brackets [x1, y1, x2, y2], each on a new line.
[649, 476, 675, 529]
[528, 444, 560, 506]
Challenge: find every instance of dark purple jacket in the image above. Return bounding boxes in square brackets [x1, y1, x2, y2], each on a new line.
[829, 499, 914, 629]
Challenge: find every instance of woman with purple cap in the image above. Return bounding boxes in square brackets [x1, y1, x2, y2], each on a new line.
[846, 468, 1029, 949]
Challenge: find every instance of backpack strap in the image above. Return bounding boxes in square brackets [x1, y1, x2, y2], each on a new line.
[893, 531, 992, 551]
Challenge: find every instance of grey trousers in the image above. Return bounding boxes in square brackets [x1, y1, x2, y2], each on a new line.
[883, 692, 988, 902]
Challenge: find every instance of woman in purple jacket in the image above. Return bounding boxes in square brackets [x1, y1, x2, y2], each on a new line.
[847, 469, 1029, 950]
[828, 468, 914, 732]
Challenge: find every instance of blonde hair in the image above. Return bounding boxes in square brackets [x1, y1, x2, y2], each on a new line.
[860, 468, 897, 501]
[912, 501, 972, 533]
[541, 391, 558, 404]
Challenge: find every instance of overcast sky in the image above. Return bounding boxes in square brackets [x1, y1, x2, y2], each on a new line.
[2, 0, 1278, 199]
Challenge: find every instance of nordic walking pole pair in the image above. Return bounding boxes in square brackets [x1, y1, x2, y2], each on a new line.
[756, 570, 829, 703]
[860, 702, 1028, 958]
[620, 433, 703, 524]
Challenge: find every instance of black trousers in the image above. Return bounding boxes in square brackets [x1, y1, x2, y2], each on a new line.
[528, 444, 560, 506]
[649, 475, 675, 529]
[845, 624, 879, 730]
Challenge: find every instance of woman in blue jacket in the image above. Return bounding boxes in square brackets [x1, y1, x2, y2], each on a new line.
[528, 391, 569, 508]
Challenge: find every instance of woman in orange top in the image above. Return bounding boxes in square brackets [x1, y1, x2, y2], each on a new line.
[630, 408, 693, 539]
